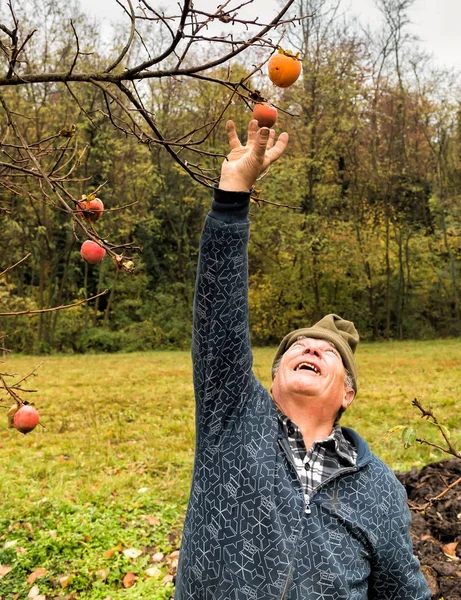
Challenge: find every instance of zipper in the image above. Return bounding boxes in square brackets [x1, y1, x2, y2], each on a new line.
[276, 437, 360, 597]
[279, 434, 360, 514]
[305, 466, 360, 513]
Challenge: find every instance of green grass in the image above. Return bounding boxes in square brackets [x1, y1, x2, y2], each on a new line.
[1, 340, 460, 598]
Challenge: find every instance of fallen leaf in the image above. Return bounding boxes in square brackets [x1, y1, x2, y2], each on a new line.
[122, 572, 136, 588]
[421, 535, 438, 543]
[143, 515, 160, 526]
[123, 548, 143, 559]
[169, 550, 180, 559]
[162, 574, 174, 585]
[28, 585, 40, 599]
[3, 540, 18, 549]
[152, 552, 164, 562]
[441, 541, 459, 560]
[27, 568, 48, 584]
[59, 574, 74, 588]
[0, 565, 12, 578]
[96, 569, 109, 581]
[146, 566, 162, 578]
[104, 542, 122, 559]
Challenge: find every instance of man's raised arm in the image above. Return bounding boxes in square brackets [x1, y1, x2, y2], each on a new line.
[192, 120, 288, 446]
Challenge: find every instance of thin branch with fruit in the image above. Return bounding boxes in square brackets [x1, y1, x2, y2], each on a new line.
[0, 366, 42, 434]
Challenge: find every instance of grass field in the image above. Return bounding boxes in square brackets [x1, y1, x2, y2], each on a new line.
[1, 340, 460, 599]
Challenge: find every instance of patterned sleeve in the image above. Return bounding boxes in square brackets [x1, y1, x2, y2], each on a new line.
[368, 477, 431, 599]
[192, 188, 254, 447]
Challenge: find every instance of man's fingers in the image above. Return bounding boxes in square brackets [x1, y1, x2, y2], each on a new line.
[265, 129, 276, 151]
[250, 127, 271, 163]
[226, 120, 241, 150]
[266, 131, 289, 163]
[246, 119, 260, 146]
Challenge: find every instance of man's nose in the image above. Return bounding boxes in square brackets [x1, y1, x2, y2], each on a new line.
[302, 345, 322, 357]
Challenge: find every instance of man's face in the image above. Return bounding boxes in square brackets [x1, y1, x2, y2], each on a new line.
[271, 336, 355, 417]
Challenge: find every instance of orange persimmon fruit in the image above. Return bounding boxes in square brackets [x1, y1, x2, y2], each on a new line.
[77, 196, 104, 222]
[252, 103, 278, 128]
[268, 48, 302, 88]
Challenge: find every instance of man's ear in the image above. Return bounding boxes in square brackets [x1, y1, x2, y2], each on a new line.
[341, 388, 355, 411]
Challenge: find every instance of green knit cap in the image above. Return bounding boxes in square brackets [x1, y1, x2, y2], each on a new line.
[271, 314, 359, 392]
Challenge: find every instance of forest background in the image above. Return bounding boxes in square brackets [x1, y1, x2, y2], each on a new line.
[2, 0, 461, 356]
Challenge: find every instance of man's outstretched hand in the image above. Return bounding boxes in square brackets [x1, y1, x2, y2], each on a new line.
[219, 120, 289, 192]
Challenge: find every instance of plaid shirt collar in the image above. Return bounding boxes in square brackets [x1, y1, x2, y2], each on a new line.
[276, 408, 357, 505]
[277, 409, 357, 463]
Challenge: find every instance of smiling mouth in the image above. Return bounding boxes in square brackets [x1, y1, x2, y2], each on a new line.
[294, 362, 320, 374]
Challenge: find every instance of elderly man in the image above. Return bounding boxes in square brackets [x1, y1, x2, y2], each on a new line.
[174, 120, 430, 599]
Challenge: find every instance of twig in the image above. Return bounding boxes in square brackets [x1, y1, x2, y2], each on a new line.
[0, 253, 31, 277]
[412, 398, 461, 459]
[105, 0, 136, 73]
[0, 289, 108, 317]
[409, 476, 461, 512]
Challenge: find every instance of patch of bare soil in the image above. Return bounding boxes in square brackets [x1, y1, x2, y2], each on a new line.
[396, 458, 461, 600]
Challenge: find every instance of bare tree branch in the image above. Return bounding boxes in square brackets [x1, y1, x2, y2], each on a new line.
[0, 289, 109, 317]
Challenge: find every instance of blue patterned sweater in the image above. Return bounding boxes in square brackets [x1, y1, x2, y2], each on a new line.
[174, 187, 430, 600]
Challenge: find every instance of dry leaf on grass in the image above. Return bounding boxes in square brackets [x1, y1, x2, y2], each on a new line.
[59, 574, 75, 588]
[0, 564, 12, 578]
[122, 572, 137, 588]
[27, 585, 40, 599]
[27, 568, 48, 584]
[104, 542, 122, 558]
[141, 515, 160, 526]
[123, 548, 143, 559]
[152, 552, 164, 562]
[96, 569, 109, 581]
[146, 566, 162, 578]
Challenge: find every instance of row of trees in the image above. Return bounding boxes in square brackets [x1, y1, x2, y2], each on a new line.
[1, 0, 460, 355]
